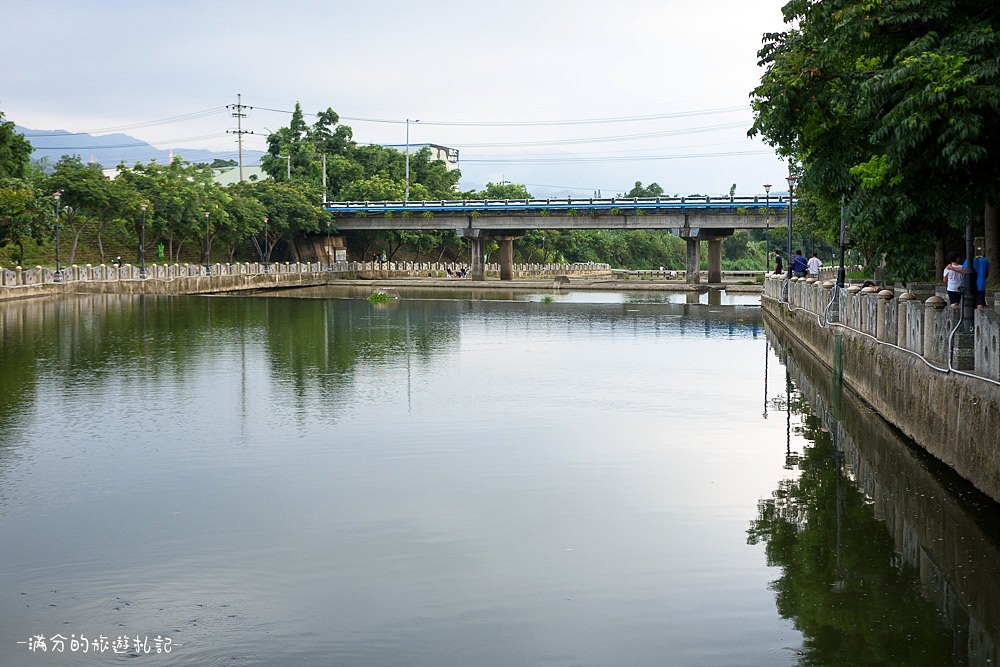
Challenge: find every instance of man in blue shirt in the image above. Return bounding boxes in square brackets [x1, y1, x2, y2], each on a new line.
[972, 254, 991, 309]
[792, 250, 808, 278]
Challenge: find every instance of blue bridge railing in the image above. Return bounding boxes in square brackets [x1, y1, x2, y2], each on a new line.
[324, 196, 792, 215]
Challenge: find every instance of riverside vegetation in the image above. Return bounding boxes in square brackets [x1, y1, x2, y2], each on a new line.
[1, 107, 825, 275]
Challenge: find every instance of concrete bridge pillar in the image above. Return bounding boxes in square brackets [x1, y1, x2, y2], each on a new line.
[707, 238, 723, 283]
[469, 236, 485, 280]
[685, 238, 701, 284]
[498, 236, 517, 281]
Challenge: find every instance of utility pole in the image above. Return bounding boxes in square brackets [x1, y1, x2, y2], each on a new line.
[405, 118, 419, 202]
[322, 153, 327, 203]
[226, 93, 254, 182]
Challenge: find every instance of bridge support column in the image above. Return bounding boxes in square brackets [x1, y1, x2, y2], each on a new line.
[498, 236, 517, 281]
[707, 237, 723, 283]
[685, 238, 701, 284]
[469, 236, 485, 281]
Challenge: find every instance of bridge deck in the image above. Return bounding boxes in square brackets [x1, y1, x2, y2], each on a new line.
[324, 195, 791, 215]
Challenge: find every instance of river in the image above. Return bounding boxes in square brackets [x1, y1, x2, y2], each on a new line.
[0, 288, 996, 666]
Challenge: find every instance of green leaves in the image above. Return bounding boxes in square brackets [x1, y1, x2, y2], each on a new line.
[0, 111, 32, 180]
[750, 0, 1000, 282]
[261, 103, 460, 202]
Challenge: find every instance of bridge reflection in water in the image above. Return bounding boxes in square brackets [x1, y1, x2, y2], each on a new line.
[762, 322, 1000, 666]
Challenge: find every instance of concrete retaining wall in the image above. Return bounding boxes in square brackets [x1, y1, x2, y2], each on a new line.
[763, 275, 1000, 503]
[0, 260, 613, 301]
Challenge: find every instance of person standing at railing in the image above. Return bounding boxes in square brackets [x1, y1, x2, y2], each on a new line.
[773, 251, 783, 275]
[944, 252, 966, 308]
[969, 253, 990, 310]
[792, 250, 808, 278]
[807, 252, 821, 278]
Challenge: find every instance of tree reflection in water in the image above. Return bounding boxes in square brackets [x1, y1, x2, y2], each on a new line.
[749, 328, 999, 666]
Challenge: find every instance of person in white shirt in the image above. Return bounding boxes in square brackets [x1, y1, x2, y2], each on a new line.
[807, 253, 821, 278]
[943, 252, 966, 307]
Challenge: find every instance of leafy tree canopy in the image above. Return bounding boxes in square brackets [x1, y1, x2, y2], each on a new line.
[0, 110, 32, 180]
[750, 0, 1000, 282]
[622, 181, 665, 198]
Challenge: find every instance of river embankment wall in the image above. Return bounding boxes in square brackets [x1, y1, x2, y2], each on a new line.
[762, 275, 1000, 503]
[0, 260, 773, 300]
[0, 260, 614, 300]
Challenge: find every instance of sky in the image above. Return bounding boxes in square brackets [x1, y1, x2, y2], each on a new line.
[3, 0, 792, 198]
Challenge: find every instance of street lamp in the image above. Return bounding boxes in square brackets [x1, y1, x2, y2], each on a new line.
[203, 210, 211, 274]
[324, 218, 332, 270]
[405, 118, 420, 203]
[763, 183, 772, 275]
[139, 203, 148, 278]
[837, 199, 847, 288]
[262, 216, 269, 272]
[785, 175, 797, 286]
[53, 191, 63, 282]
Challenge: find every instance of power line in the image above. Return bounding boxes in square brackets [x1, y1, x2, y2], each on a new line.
[251, 104, 749, 127]
[30, 133, 223, 150]
[451, 122, 751, 149]
[469, 139, 760, 160]
[461, 149, 772, 165]
[20, 107, 227, 136]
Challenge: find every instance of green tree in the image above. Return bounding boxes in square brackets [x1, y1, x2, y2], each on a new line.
[0, 171, 48, 264]
[232, 180, 324, 262]
[404, 147, 461, 199]
[751, 0, 1000, 282]
[46, 156, 117, 264]
[219, 187, 267, 261]
[0, 111, 32, 180]
[622, 181, 665, 198]
[117, 157, 219, 262]
[463, 181, 533, 200]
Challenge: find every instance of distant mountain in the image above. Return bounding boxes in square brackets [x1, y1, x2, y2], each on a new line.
[16, 125, 264, 169]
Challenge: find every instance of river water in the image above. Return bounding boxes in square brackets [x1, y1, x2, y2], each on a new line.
[0, 288, 997, 666]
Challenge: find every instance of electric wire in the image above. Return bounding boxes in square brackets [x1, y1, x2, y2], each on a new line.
[20, 108, 227, 137]
[251, 105, 749, 126]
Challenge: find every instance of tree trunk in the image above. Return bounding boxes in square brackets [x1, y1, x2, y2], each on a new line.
[69, 228, 82, 266]
[934, 237, 946, 279]
[97, 226, 105, 264]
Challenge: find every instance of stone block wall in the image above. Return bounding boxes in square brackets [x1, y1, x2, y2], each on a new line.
[0, 260, 615, 301]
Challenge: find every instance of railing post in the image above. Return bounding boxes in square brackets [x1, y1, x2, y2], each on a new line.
[923, 296, 947, 363]
[875, 289, 894, 342]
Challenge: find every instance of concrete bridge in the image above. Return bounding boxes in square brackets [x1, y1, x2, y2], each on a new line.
[327, 196, 791, 282]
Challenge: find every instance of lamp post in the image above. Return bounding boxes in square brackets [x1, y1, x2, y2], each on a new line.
[139, 203, 148, 279]
[837, 199, 847, 288]
[52, 191, 63, 282]
[203, 211, 211, 274]
[262, 216, 269, 272]
[324, 218, 332, 270]
[763, 183, 772, 275]
[785, 175, 797, 285]
[405, 118, 420, 202]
